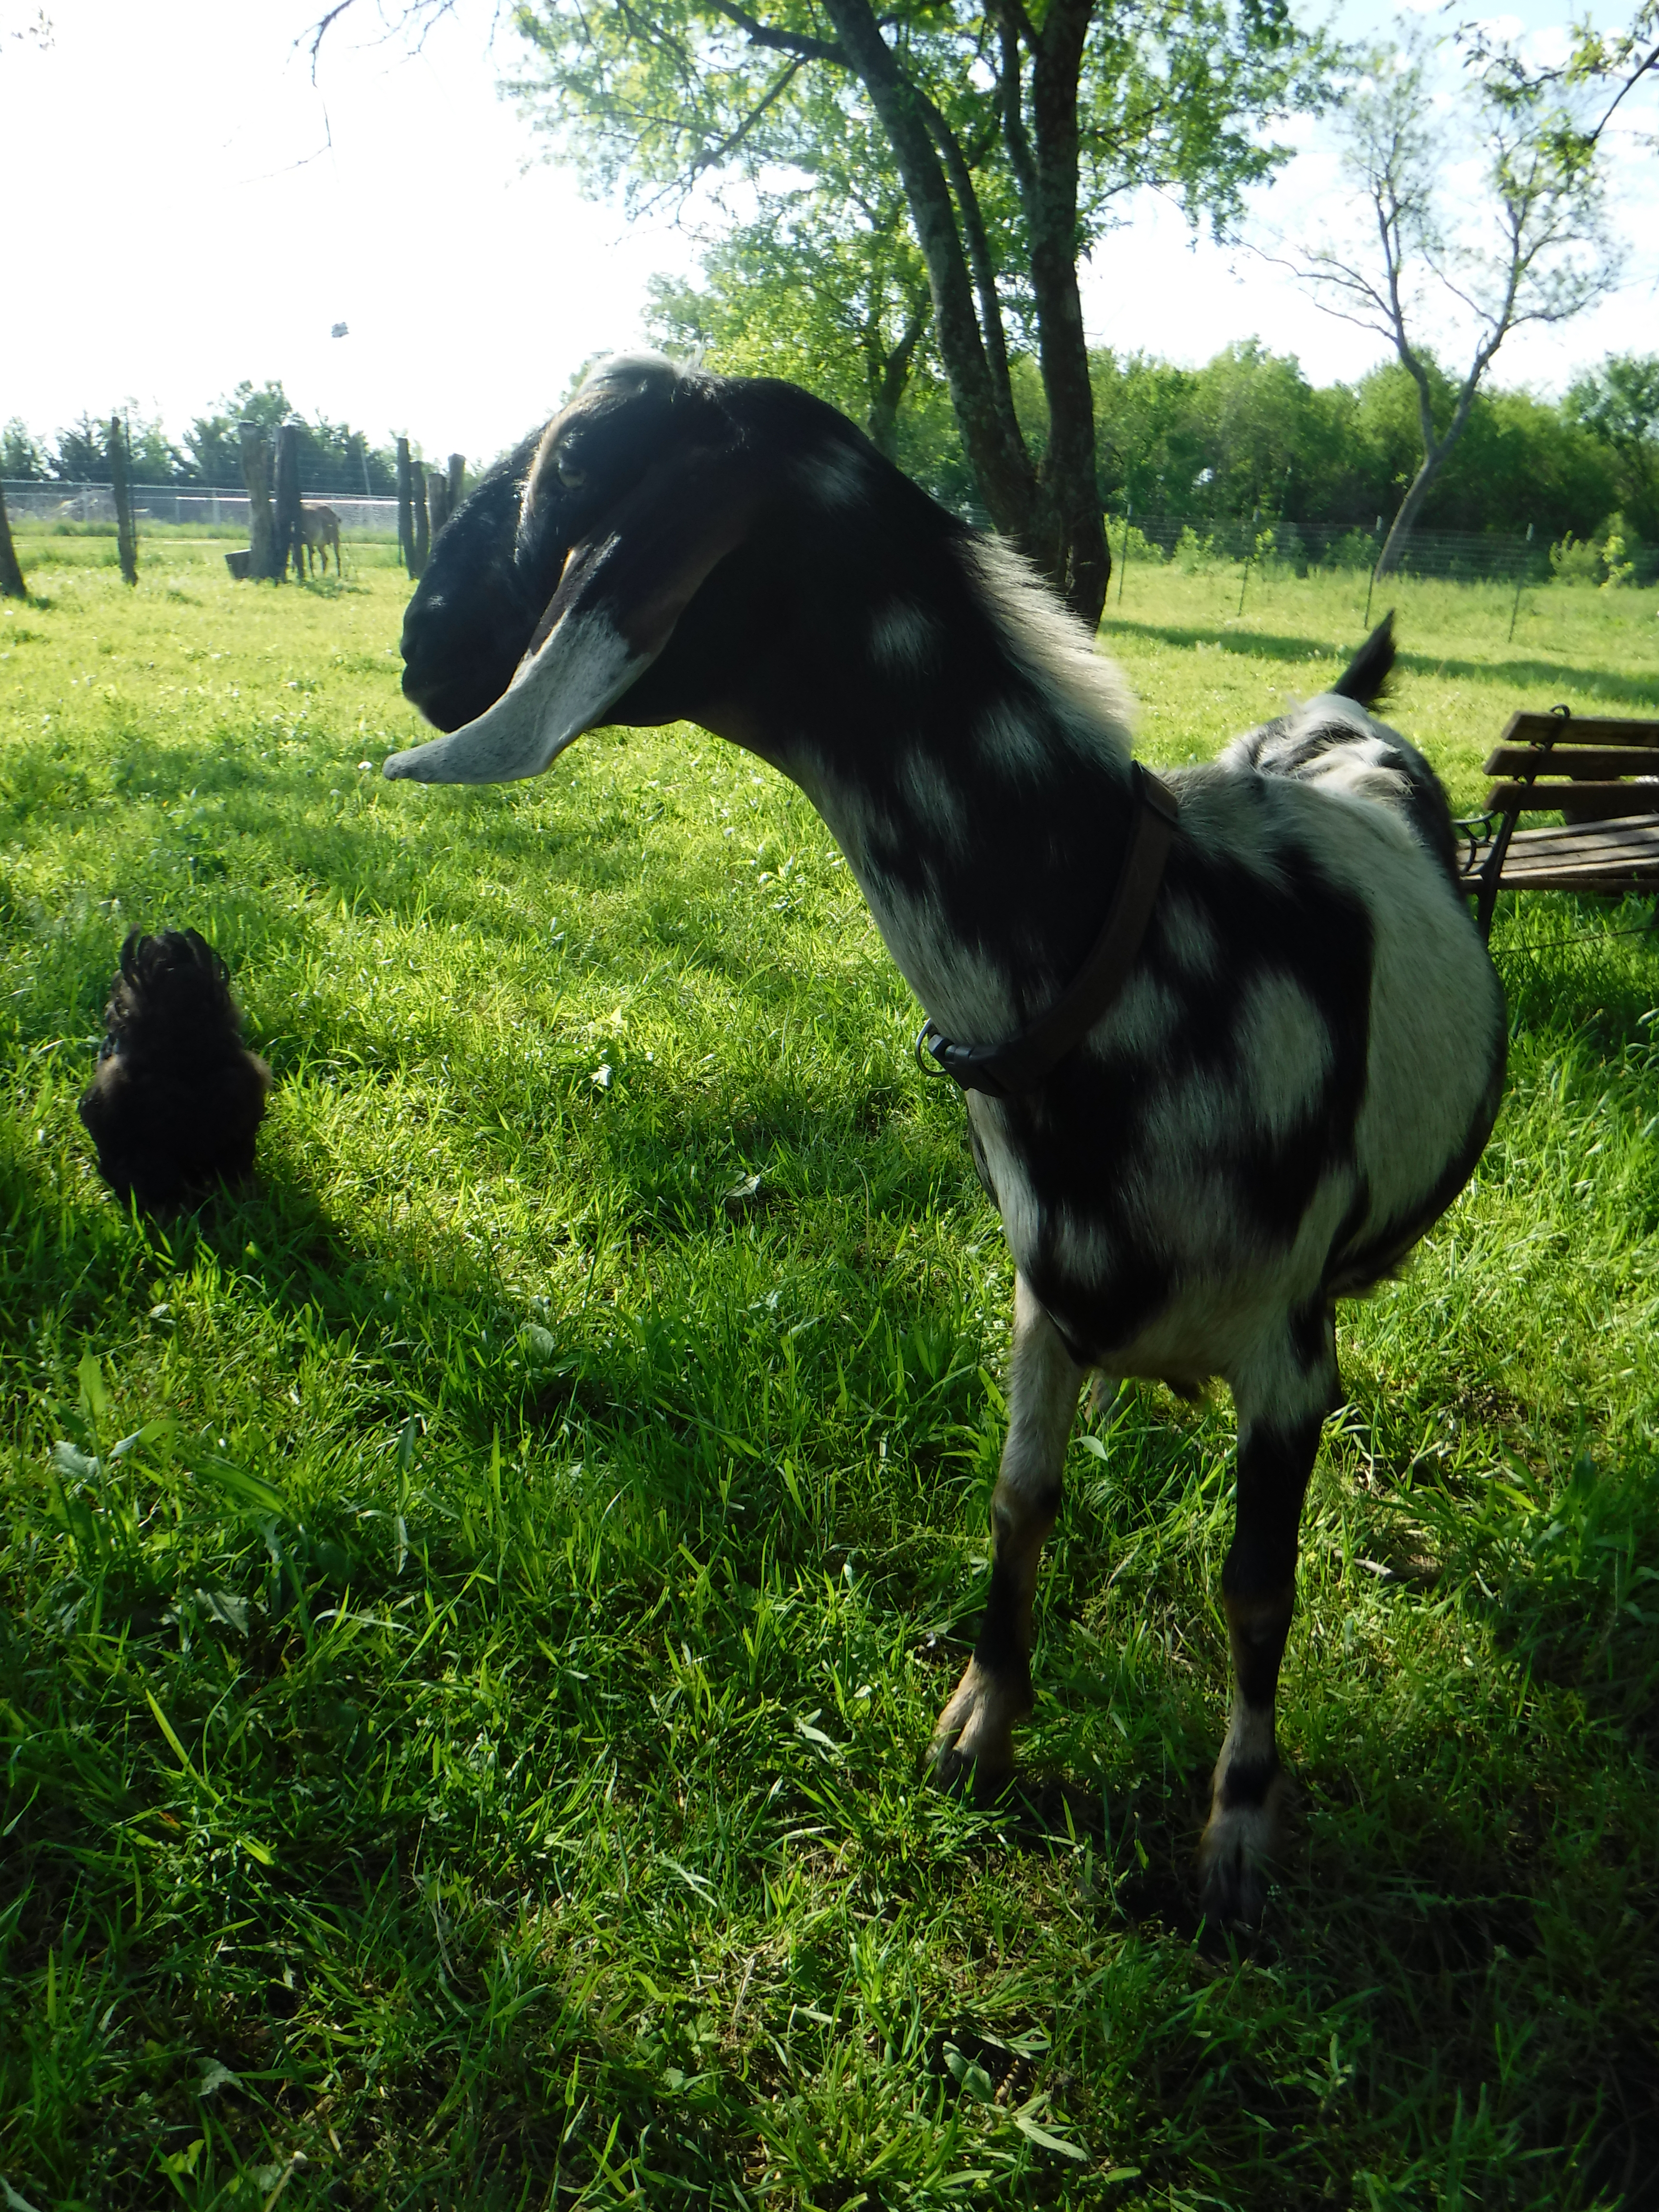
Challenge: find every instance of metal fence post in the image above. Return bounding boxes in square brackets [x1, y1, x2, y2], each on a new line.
[1238, 503, 1260, 618]
[1508, 522, 1534, 644]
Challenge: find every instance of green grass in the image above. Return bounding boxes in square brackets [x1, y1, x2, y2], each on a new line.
[2, 541, 1658, 2211]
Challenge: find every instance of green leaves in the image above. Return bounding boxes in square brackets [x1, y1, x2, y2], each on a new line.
[1010, 2105, 1088, 2161]
[189, 1451, 288, 1521]
[76, 1347, 109, 1420]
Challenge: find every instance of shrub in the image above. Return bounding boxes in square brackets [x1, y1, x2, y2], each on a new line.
[1322, 527, 1380, 571]
[1269, 522, 1309, 575]
[1599, 516, 1637, 588]
[1549, 532, 1602, 585]
[1175, 524, 1224, 573]
[1109, 519, 1166, 565]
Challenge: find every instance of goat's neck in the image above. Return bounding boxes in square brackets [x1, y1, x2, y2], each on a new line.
[736, 683, 1138, 1046]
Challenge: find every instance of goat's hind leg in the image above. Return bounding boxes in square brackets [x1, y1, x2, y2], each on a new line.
[930, 1274, 1084, 1798]
[1200, 1313, 1338, 1923]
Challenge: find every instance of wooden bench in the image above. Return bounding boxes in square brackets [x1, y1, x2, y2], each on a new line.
[1455, 707, 1659, 938]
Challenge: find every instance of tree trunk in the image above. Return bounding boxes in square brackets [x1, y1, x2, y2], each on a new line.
[397, 438, 415, 575]
[1374, 464, 1438, 578]
[818, 0, 1038, 543]
[273, 422, 303, 580]
[109, 415, 138, 587]
[447, 453, 466, 512]
[1376, 367, 1480, 577]
[817, 0, 1110, 627]
[1375, 424, 1476, 577]
[1007, 0, 1110, 626]
[427, 470, 451, 541]
[411, 466, 430, 578]
[239, 423, 276, 581]
[866, 302, 928, 461]
[0, 483, 26, 600]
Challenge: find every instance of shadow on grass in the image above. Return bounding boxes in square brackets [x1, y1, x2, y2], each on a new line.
[1490, 898, 1659, 1035]
[1112, 618, 1659, 708]
[297, 573, 370, 600]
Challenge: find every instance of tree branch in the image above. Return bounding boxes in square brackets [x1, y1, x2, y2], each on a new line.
[914, 88, 1020, 436]
[686, 52, 811, 174]
[701, 0, 845, 67]
[992, 17, 1038, 205]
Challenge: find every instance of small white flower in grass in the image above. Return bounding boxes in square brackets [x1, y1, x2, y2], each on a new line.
[591, 1063, 612, 1089]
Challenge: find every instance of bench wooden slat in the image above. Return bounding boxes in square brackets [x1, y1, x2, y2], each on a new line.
[1463, 821, 1659, 863]
[1499, 852, 1659, 882]
[1484, 745, 1659, 780]
[1492, 820, 1659, 859]
[1484, 781, 1659, 817]
[1495, 865, 1659, 894]
[1500, 712, 1659, 748]
[1459, 815, 1659, 893]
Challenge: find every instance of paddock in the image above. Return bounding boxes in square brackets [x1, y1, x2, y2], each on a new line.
[1, 540, 1655, 2205]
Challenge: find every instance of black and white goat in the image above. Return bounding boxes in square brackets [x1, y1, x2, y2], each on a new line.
[388, 355, 1507, 1920]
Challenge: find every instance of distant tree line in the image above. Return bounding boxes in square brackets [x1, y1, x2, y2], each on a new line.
[648, 265, 1659, 548]
[0, 380, 426, 499]
[1089, 345, 1659, 546]
[6, 348, 1655, 552]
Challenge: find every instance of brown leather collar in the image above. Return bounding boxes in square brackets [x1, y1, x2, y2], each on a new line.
[916, 761, 1180, 1102]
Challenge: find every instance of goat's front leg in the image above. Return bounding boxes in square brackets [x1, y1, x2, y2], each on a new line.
[930, 1274, 1084, 1798]
[1200, 1318, 1337, 1923]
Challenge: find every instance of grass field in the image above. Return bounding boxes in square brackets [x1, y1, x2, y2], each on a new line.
[2, 537, 1659, 2210]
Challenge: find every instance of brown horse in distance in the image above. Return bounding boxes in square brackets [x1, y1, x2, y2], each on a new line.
[299, 505, 343, 576]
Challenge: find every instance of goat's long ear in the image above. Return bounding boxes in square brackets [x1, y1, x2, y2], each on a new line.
[384, 444, 765, 785]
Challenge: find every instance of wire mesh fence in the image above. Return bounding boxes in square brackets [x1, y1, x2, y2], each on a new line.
[1107, 511, 1659, 589]
[8, 481, 1657, 595]
[2, 481, 402, 536]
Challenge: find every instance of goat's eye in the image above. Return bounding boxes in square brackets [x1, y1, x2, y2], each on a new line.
[556, 453, 587, 489]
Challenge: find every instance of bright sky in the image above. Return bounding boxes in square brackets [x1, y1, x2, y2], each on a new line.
[3, 0, 1654, 473]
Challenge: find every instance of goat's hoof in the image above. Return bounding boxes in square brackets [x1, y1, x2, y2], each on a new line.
[928, 1737, 1015, 1804]
[1197, 1786, 1286, 1927]
[927, 1657, 1022, 1803]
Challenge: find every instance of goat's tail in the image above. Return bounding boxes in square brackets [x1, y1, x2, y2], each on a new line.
[1331, 612, 1396, 710]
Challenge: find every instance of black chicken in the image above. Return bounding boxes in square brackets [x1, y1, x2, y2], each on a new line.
[78, 929, 271, 1211]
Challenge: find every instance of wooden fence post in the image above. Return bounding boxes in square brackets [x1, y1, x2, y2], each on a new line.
[273, 422, 303, 581]
[411, 466, 430, 578]
[109, 415, 138, 586]
[427, 470, 450, 541]
[0, 484, 26, 600]
[397, 438, 415, 575]
[447, 453, 465, 513]
[239, 423, 276, 580]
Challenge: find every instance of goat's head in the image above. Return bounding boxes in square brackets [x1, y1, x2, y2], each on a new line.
[387, 354, 947, 786]
[392, 354, 769, 781]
